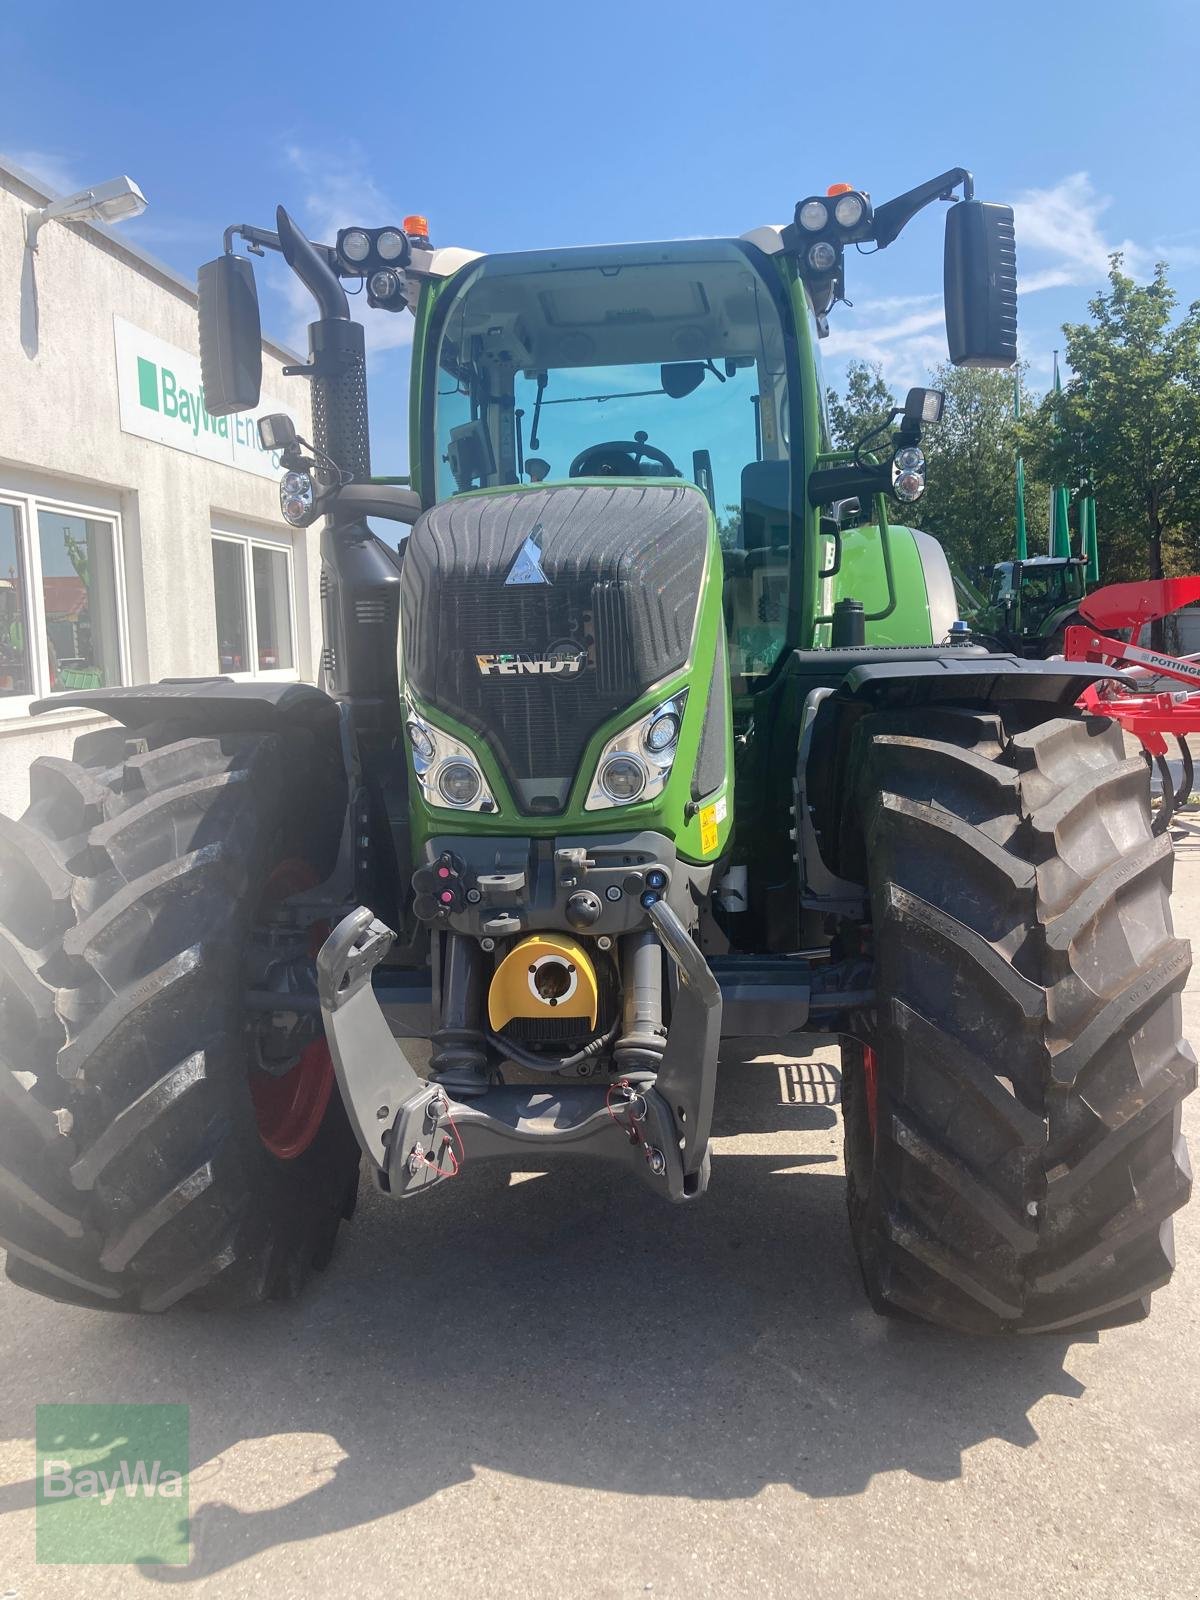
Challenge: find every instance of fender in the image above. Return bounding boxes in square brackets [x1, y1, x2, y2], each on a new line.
[32, 677, 341, 733]
[796, 650, 1131, 908]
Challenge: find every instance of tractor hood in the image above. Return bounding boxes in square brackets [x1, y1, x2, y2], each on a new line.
[400, 482, 710, 810]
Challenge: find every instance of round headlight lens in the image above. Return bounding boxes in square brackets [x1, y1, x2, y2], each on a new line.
[369, 268, 401, 300]
[807, 240, 838, 273]
[600, 754, 647, 802]
[833, 192, 865, 229]
[340, 228, 371, 265]
[279, 471, 314, 526]
[798, 199, 828, 232]
[437, 760, 482, 807]
[645, 711, 680, 754]
[376, 228, 406, 262]
[895, 446, 925, 472]
[406, 720, 435, 763]
[894, 470, 926, 503]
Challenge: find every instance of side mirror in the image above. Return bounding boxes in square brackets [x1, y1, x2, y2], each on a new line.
[197, 254, 263, 416]
[944, 200, 1017, 368]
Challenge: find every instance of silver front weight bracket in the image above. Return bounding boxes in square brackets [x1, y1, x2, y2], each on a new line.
[316, 908, 441, 1183]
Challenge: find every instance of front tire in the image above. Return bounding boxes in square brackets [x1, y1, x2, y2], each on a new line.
[841, 706, 1194, 1334]
[0, 724, 360, 1312]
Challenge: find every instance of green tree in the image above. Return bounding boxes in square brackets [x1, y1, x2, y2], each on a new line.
[914, 363, 1046, 577]
[1019, 258, 1200, 592]
[826, 360, 895, 450]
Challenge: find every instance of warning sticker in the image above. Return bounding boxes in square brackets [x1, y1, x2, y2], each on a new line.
[699, 801, 720, 854]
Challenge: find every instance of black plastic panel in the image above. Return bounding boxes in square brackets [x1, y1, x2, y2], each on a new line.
[402, 484, 709, 791]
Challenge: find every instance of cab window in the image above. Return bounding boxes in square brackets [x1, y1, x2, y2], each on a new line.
[430, 240, 794, 682]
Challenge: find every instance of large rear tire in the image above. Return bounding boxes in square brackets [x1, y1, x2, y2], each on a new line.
[0, 724, 361, 1312]
[841, 706, 1194, 1334]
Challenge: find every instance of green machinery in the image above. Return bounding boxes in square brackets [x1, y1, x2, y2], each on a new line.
[0, 170, 1191, 1335]
[970, 553, 1091, 654]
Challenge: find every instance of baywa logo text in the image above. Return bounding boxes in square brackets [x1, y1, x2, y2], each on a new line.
[476, 642, 587, 679]
[36, 1403, 189, 1566]
[42, 1456, 185, 1506]
[137, 355, 273, 453]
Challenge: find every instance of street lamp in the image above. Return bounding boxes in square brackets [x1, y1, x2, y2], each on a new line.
[25, 175, 148, 251]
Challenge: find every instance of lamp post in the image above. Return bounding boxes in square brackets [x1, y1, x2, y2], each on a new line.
[25, 175, 148, 251]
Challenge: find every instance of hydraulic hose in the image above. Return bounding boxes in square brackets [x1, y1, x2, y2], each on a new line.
[485, 1019, 620, 1076]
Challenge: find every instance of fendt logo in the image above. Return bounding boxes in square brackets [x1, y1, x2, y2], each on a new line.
[475, 641, 587, 679]
[504, 526, 551, 586]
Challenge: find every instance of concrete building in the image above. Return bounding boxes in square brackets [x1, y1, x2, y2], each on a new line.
[0, 156, 316, 817]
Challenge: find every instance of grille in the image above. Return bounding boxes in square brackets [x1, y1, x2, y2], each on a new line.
[402, 485, 708, 795]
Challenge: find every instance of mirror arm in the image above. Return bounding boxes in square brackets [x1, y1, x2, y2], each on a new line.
[222, 220, 344, 277]
[223, 222, 282, 258]
[870, 166, 974, 249]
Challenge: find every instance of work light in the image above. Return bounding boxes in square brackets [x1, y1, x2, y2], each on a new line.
[834, 192, 865, 229]
[797, 199, 829, 232]
[807, 240, 837, 274]
[339, 228, 371, 265]
[376, 228, 407, 262]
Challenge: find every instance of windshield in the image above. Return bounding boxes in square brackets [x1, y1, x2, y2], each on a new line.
[430, 241, 788, 508]
[428, 240, 795, 682]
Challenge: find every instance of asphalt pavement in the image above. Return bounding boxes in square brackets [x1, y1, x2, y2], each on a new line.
[2, 826, 1199, 1599]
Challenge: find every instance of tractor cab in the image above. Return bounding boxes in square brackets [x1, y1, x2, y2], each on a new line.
[985, 554, 1087, 646]
[425, 238, 797, 689]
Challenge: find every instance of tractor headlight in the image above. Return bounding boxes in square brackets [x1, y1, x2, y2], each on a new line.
[892, 445, 926, 503]
[438, 761, 482, 807]
[798, 199, 829, 232]
[833, 192, 865, 229]
[807, 240, 838, 274]
[405, 701, 498, 814]
[405, 719, 435, 762]
[376, 227, 407, 262]
[280, 471, 315, 527]
[585, 691, 688, 812]
[599, 755, 646, 802]
[338, 227, 372, 266]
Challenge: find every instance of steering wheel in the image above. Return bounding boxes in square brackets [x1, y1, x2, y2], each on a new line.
[569, 431, 680, 479]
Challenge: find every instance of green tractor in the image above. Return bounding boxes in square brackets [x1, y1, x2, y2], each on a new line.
[1, 170, 1192, 1335]
[969, 554, 1092, 656]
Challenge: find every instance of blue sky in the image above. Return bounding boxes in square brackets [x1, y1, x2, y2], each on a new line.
[4, 0, 1199, 470]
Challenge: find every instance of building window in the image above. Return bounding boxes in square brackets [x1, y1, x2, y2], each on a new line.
[38, 511, 123, 692]
[0, 491, 127, 710]
[0, 503, 32, 698]
[211, 531, 296, 678]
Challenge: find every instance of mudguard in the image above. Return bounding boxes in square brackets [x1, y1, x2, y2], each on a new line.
[31, 678, 341, 733]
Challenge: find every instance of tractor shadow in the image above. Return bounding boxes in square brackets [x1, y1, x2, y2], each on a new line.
[0, 1042, 1087, 1581]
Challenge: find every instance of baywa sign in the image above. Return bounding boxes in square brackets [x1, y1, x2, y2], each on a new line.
[114, 316, 299, 481]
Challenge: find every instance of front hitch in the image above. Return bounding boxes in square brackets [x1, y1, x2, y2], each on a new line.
[315, 903, 720, 1202]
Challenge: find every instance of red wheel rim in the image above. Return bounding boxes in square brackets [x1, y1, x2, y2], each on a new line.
[251, 1039, 335, 1160]
[252, 857, 332, 1159]
[861, 1044, 879, 1144]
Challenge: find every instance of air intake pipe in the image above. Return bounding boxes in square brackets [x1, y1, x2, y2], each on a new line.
[276, 207, 401, 729]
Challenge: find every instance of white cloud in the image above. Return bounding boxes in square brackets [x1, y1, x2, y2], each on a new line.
[272, 144, 414, 358]
[1013, 171, 1148, 292]
[822, 305, 947, 392]
[3, 147, 81, 196]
